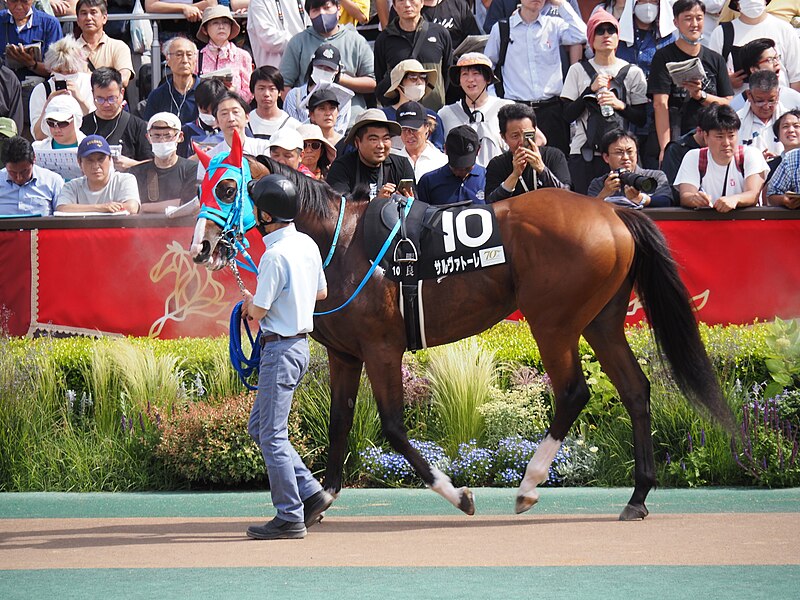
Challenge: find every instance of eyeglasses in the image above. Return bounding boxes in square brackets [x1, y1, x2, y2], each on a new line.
[595, 24, 618, 36]
[169, 51, 196, 60]
[94, 96, 119, 106]
[149, 131, 178, 141]
[752, 98, 778, 108]
[304, 141, 322, 150]
[404, 73, 427, 83]
[610, 148, 636, 158]
[758, 55, 780, 65]
[45, 117, 73, 129]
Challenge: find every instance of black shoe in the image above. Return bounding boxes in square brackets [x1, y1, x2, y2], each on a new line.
[303, 490, 334, 528]
[246, 517, 306, 540]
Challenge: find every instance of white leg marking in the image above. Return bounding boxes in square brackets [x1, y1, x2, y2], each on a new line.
[428, 466, 462, 508]
[516, 434, 562, 513]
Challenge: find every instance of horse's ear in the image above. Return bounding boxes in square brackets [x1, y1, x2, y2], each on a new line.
[224, 129, 244, 168]
[194, 142, 211, 170]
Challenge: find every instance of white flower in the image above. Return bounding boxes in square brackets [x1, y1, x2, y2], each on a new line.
[589, 446, 598, 453]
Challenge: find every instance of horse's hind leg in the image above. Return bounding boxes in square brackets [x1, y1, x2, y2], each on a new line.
[323, 349, 363, 496]
[364, 351, 475, 515]
[516, 330, 589, 514]
[583, 286, 655, 521]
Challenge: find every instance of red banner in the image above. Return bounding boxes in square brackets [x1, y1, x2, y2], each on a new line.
[1, 219, 799, 338]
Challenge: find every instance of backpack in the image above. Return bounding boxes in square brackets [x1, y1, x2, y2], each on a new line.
[579, 60, 632, 160]
[494, 19, 511, 99]
[720, 22, 743, 73]
[698, 145, 745, 180]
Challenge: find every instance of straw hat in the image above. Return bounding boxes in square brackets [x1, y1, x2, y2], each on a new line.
[384, 59, 438, 100]
[448, 52, 498, 87]
[197, 6, 241, 43]
[344, 109, 401, 145]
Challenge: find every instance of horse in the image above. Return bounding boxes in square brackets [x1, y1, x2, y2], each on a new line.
[190, 134, 735, 520]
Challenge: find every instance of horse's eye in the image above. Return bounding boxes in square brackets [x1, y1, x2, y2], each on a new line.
[215, 181, 237, 202]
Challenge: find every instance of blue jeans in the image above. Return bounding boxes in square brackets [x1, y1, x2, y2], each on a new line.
[248, 337, 322, 523]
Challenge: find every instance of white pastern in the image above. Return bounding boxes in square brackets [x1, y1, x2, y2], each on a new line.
[516, 435, 562, 511]
[428, 466, 462, 507]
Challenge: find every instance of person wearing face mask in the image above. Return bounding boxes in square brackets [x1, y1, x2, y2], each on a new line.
[648, 0, 734, 165]
[283, 44, 353, 135]
[178, 78, 227, 158]
[380, 59, 445, 151]
[708, 0, 800, 95]
[279, 0, 376, 126]
[129, 113, 198, 214]
[80, 67, 153, 172]
[30, 37, 94, 142]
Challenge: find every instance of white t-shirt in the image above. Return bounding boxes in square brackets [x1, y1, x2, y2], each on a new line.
[737, 102, 789, 156]
[248, 110, 301, 139]
[707, 16, 800, 94]
[560, 58, 647, 156]
[438, 95, 514, 168]
[674, 145, 769, 202]
[56, 171, 140, 208]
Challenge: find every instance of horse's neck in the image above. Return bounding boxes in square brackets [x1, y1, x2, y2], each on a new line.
[295, 199, 367, 262]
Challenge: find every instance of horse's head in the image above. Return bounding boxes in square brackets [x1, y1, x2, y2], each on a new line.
[190, 130, 256, 271]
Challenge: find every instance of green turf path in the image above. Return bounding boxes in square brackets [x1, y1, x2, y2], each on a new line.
[1, 487, 799, 519]
[1, 566, 798, 600]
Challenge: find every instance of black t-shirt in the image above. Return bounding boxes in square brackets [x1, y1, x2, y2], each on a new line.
[129, 157, 197, 205]
[648, 44, 734, 135]
[81, 111, 154, 161]
[326, 152, 416, 199]
[389, 0, 481, 51]
[484, 146, 571, 202]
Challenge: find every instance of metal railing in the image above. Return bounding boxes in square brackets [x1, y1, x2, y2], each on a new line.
[59, 12, 247, 95]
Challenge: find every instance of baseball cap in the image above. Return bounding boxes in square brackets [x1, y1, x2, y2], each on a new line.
[147, 112, 182, 131]
[269, 127, 304, 152]
[311, 44, 341, 71]
[445, 125, 480, 169]
[0, 118, 18, 138]
[396, 101, 427, 130]
[307, 87, 340, 110]
[77, 135, 112, 158]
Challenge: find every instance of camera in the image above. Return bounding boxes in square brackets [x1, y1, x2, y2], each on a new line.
[55, 80, 67, 91]
[613, 169, 657, 194]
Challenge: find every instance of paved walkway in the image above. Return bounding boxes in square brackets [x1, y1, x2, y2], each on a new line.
[2, 488, 799, 599]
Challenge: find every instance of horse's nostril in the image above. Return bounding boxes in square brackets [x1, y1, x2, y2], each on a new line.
[193, 240, 211, 263]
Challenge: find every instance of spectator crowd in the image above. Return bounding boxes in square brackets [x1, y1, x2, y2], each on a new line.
[3, 0, 800, 216]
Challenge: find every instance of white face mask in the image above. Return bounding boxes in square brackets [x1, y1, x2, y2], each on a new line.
[738, 0, 766, 19]
[198, 112, 217, 127]
[311, 66, 336, 85]
[151, 141, 178, 159]
[402, 83, 426, 102]
[634, 3, 658, 24]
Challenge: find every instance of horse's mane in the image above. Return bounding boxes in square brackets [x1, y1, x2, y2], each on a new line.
[254, 156, 369, 219]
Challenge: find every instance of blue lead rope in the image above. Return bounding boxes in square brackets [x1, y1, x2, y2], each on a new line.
[229, 301, 260, 390]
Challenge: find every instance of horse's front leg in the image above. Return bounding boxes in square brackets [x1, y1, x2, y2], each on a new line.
[323, 349, 363, 496]
[364, 351, 475, 515]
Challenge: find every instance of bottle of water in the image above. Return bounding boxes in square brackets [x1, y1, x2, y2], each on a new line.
[598, 86, 615, 118]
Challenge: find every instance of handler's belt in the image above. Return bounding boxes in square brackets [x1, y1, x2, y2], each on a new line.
[259, 333, 307, 346]
[364, 195, 507, 352]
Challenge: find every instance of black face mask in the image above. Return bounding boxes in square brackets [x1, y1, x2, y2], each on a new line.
[255, 210, 272, 236]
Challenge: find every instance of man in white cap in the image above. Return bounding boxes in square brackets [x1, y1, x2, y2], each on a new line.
[31, 95, 85, 181]
[269, 127, 315, 176]
[326, 108, 416, 199]
[57, 134, 140, 214]
[130, 112, 198, 213]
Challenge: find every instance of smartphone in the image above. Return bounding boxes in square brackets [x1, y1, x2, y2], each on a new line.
[397, 179, 414, 196]
[523, 130, 536, 147]
[55, 80, 68, 91]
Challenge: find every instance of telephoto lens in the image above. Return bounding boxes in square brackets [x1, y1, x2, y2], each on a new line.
[617, 170, 657, 194]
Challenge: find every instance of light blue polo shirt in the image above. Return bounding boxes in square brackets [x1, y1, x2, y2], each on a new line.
[0, 164, 64, 216]
[253, 223, 326, 337]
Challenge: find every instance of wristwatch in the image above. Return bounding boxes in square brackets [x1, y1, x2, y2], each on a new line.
[698, 90, 708, 102]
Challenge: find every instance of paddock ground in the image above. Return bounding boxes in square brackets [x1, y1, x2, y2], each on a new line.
[1, 488, 799, 599]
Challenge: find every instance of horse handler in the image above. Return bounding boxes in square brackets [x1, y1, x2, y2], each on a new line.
[241, 173, 333, 540]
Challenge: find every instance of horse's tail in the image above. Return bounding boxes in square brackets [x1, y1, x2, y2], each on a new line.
[615, 209, 735, 432]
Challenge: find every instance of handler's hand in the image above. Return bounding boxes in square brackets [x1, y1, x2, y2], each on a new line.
[241, 290, 255, 320]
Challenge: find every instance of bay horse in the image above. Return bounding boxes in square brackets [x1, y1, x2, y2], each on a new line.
[190, 138, 734, 521]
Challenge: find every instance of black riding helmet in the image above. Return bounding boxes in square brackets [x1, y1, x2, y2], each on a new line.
[247, 174, 298, 223]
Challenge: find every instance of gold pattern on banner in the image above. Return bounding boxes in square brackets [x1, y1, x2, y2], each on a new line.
[148, 241, 229, 338]
[628, 289, 710, 317]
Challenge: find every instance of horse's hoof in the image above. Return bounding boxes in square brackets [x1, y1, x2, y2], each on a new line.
[515, 492, 539, 514]
[458, 487, 475, 516]
[619, 503, 649, 521]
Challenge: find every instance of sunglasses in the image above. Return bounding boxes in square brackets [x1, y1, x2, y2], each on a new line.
[45, 117, 73, 129]
[304, 141, 322, 150]
[595, 24, 618, 36]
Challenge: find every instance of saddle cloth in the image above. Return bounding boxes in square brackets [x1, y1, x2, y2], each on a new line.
[363, 197, 507, 282]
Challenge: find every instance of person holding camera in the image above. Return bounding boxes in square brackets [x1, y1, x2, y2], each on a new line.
[484, 103, 570, 203]
[587, 128, 673, 206]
